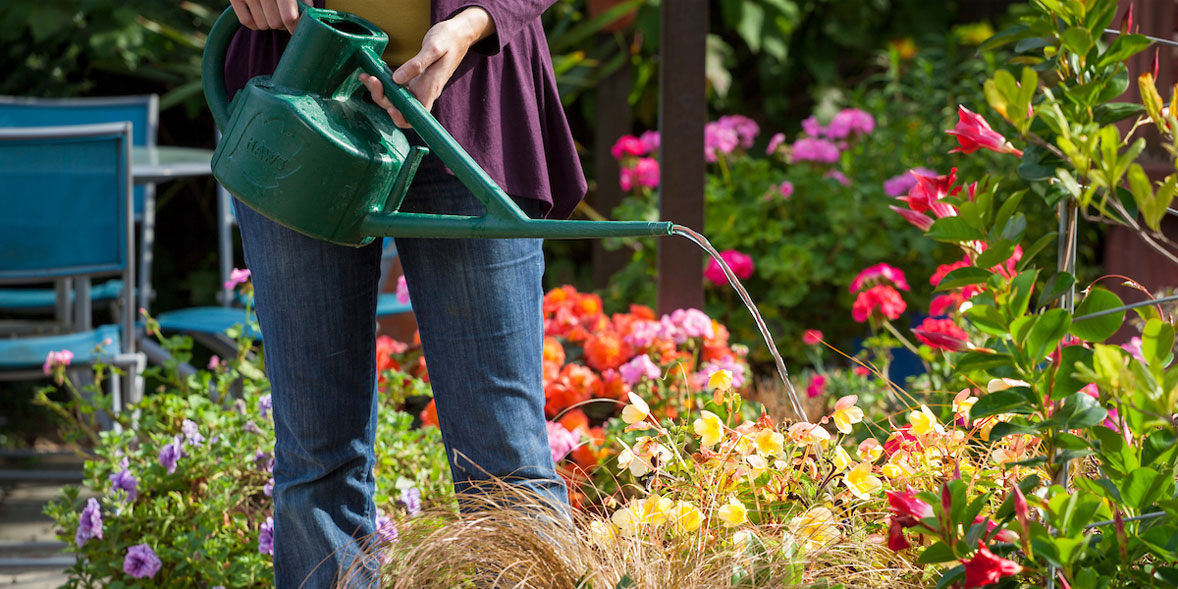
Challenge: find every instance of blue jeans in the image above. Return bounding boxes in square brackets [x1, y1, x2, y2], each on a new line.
[236, 151, 568, 588]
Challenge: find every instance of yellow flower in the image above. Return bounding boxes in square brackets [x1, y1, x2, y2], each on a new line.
[831, 446, 852, 471]
[831, 395, 864, 434]
[610, 494, 674, 536]
[907, 405, 944, 436]
[787, 422, 831, 447]
[953, 389, 978, 421]
[987, 378, 1030, 393]
[621, 392, 652, 431]
[732, 529, 754, 551]
[671, 500, 703, 533]
[717, 497, 748, 527]
[589, 520, 617, 546]
[978, 414, 1013, 442]
[789, 507, 839, 551]
[755, 428, 784, 457]
[694, 410, 723, 447]
[880, 463, 906, 479]
[745, 453, 767, 478]
[708, 369, 733, 391]
[843, 461, 883, 500]
[856, 438, 883, 463]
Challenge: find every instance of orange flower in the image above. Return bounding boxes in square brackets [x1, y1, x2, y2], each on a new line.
[543, 285, 575, 314]
[584, 331, 633, 371]
[600, 368, 631, 401]
[543, 336, 566, 365]
[420, 398, 439, 428]
[629, 304, 655, 320]
[574, 292, 604, 319]
[702, 322, 732, 363]
[558, 408, 589, 434]
[571, 426, 606, 470]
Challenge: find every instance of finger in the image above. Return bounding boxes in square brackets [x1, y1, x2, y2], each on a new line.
[393, 39, 444, 85]
[358, 74, 394, 111]
[229, 0, 259, 30]
[278, 0, 300, 34]
[388, 106, 410, 129]
[255, 0, 285, 31]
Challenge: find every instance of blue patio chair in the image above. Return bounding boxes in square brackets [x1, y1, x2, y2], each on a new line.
[0, 122, 145, 412]
[0, 94, 159, 320]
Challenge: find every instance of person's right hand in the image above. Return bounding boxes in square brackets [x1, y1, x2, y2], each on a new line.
[229, 0, 310, 34]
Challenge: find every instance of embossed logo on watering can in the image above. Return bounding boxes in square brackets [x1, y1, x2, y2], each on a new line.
[223, 112, 303, 189]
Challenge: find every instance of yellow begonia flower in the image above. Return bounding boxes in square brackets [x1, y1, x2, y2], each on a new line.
[978, 414, 1012, 442]
[621, 392, 652, 431]
[610, 494, 674, 536]
[694, 410, 723, 447]
[717, 497, 748, 527]
[755, 428, 784, 457]
[831, 446, 852, 471]
[857, 438, 883, 463]
[880, 463, 906, 479]
[907, 405, 944, 436]
[732, 529, 754, 551]
[832, 395, 864, 434]
[789, 507, 839, 551]
[707, 369, 734, 391]
[842, 461, 883, 500]
[589, 520, 617, 546]
[953, 389, 978, 421]
[671, 501, 703, 533]
[787, 422, 831, 447]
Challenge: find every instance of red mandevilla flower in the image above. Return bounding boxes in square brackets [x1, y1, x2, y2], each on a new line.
[887, 517, 913, 551]
[889, 168, 961, 230]
[913, 317, 969, 351]
[946, 105, 1024, 157]
[886, 486, 935, 520]
[851, 285, 907, 323]
[961, 541, 1023, 588]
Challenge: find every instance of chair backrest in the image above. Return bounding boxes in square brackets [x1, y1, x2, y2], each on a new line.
[0, 95, 158, 216]
[0, 123, 134, 284]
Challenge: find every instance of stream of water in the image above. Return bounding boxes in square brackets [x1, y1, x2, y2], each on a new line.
[671, 225, 809, 423]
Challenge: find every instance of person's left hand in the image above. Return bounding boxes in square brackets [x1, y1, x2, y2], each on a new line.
[359, 7, 495, 129]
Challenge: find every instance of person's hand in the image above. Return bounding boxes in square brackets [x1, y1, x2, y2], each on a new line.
[359, 8, 495, 129]
[229, 0, 311, 34]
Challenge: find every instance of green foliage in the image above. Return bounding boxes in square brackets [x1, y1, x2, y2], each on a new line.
[39, 323, 451, 587]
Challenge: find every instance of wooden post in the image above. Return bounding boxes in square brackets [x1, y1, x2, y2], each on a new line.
[656, 0, 706, 313]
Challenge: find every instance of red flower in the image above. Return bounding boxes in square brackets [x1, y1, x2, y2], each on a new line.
[704, 249, 755, 285]
[929, 293, 963, 317]
[930, 259, 970, 287]
[611, 134, 647, 160]
[887, 516, 914, 551]
[961, 541, 1022, 588]
[420, 398, 439, 428]
[884, 425, 921, 456]
[802, 329, 824, 346]
[904, 168, 960, 219]
[889, 204, 936, 231]
[946, 105, 1024, 157]
[806, 374, 827, 398]
[973, 516, 1019, 543]
[886, 486, 935, 520]
[584, 331, 633, 371]
[913, 317, 969, 351]
[852, 285, 907, 323]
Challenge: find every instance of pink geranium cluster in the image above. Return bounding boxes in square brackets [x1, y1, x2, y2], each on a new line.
[705, 115, 759, 162]
[850, 263, 910, 293]
[849, 263, 908, 323]
[611, 132, 661, 191]
[790, 137, 841, 164]
[704, 249, 754, 286]
[802, 108, 876, 140]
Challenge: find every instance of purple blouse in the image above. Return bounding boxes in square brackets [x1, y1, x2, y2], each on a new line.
[223, 0, 587, 219]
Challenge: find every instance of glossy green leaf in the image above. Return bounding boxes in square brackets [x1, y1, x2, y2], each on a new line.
[1008, 270, 1038, 320]
[1142, 318, 1175, 368]
[977, 25, 1032, 54]
[972, 389, 1036, 421]
[1060, 27, 1092, 56]
[936, 267, 994, 291]
[1070, 288, 1125, 343]
[927, 217, 986, 243]
[1043, 392, 1108, 431]
[1122, 467, 1170, 511]
[1038, 272, 1076, 309]
[954, 351, 1015, 373]
[965, 304, 1011, 337]
[1093, 102, 1144, 125]
[988, 419, 1041, 439]
[1095, 33, 1152, 69]
[975, 240, 1016, 270]
[1051, 344, 1093, 400]
[917, 541, 957, 565]
[1028, 308, 1072, 361]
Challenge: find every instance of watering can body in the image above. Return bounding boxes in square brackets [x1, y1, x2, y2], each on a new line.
[203, 5, 672, 245]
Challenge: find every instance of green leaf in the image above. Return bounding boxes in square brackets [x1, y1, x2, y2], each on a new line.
[978, 25, 1032, 54]
[1095, 33, 1152, 69]
[972, 389, 1037, 421]
[1142, 318, 1175, 368]
[1043, 392, 1108, 431]
[917, 541, 958, 564]
[965, 304, 1011, 337]
[736, 1, 765, 53]
[1122, 467, 1169, 511]
[1027, 308, 1072, 361]
[1051, 345, 1093, 400]
[937, 267, 995, 291]
[1019, 231, 1059, 271]
[954, 351, 1015, 373]
[975, 240, 1016, 270]
[615, 574, 637, 589]
[1060, 27, 1093, 56]
[1008, 270, 1038, 319]
[927, 217, 987, 243]
[1018, 145, 1058, 181]
[1038, 272, 1076, 309]
[1070, 288, 1126, 342]
[989, 419, 1042, 439]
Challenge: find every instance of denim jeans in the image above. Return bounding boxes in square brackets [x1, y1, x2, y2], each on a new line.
[236, 150, 568, 588]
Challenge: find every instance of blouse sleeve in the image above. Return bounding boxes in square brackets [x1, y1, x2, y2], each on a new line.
[433, 0, 557, 55]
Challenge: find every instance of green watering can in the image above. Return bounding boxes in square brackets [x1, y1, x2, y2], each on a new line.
[203, 5, 673, 246]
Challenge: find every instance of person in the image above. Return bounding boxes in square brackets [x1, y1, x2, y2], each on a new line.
[221, 0, 587, 585]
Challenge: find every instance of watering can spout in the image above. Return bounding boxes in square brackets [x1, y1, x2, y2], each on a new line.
[203, 5, 674, 245]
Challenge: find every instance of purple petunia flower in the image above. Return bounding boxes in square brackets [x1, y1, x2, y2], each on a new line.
[243, 420, 263, 434]
[109, 466, 138, 502]
[74, 498, 103, 547]
[619, 354, 661, 386]
[399, 487, 421, 516]
[158, 436, 182, 475]
[264, 478, 274, 497]
[123, 544, 162, 579]
[258, 517, 274, 555]
[254, 450, 275, 472]
[375, 511, 399, 545]
[259, 394, 273, 420]
[181, 419, 204, 447]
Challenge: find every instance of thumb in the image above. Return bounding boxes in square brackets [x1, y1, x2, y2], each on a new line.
[392, 58, 426, 86]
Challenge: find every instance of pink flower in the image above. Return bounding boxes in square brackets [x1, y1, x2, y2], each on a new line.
[913, 317, 969, 351]
[946, 105, 1024, 157]
[802, 329, 823, 346]
[619, 166, 634, 191]
[639, 130, 660, 154]
[42, 349, 74, 376]
[806, 374, 827, 398]
[207, 356, 222, 371]
[974, 516, 1019, 543]
[1122, 336, 1145, 363]
[930, 259, 970, 287]
[395, 275, 411, 304]
[825, 170, 851, 186]
[886, 486, 935, 520]
[852, 285, 907, 323]
[802, 116, 826, 137]
[632, 157, 660, 189]
[853, 365, 871, 377]
[545, 421, 580, 463]
[704, 122, 740, 162]
[961, 541, 1022, 588]
[224, 267, 251, 291]
[826, 108, 875, 138]
[704, 249, 754, 285]
[619, 354, 661, 386]
[766, 132, 786, 155]
[610, 134, 647, 160]
[777, 181, 794, 199]
[790, 137, 841, 164]
[717, 114, 760, 148]
[850, 263, 910, 293]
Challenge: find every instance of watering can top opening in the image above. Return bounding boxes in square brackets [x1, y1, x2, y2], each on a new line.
[202, 5, 675, 244]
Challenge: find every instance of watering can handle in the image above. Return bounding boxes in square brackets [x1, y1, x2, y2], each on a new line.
[354, 48, 530, 223]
